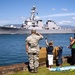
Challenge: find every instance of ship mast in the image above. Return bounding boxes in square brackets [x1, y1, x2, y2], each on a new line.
[30, 6, 37, 26]
[22, 6, 38, 28]
[30, 6, 36, 21]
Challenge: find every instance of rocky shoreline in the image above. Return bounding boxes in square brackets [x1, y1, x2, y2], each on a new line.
[0, 47, 71, 75]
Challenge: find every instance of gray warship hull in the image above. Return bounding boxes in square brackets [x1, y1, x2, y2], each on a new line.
[0, 27, 75, 34]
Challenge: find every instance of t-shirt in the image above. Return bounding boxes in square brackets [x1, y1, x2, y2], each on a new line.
[46, 46, 53, 54]
[72, 43, 75, 49]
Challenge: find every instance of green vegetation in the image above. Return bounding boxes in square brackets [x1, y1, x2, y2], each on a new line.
[8, 63, 75, 75]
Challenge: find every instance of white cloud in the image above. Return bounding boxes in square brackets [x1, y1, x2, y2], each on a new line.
[61, 8, 68, 12]
[35, 16, 40, 19]
[20, 16, 26, 20]
[52, 8, 56, 11]
[40, 13, 75, 18]
[1, 12, 75, 26]
[72, 17, 75, 20]
[0, 20, 11, 24]
[0, 19, 20, 25]
[58, 20, 71, 25]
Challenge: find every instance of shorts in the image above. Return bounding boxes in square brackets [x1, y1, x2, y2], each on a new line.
[48, 54, 53, 65]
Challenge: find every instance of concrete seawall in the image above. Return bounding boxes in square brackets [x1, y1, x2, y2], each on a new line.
[0, 47, 70, 75]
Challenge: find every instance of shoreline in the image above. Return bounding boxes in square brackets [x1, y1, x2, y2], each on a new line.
[0, 56, 69, 75]
[0, 47, 71, 75]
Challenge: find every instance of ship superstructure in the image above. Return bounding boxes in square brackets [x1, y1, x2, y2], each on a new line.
[22, 6, 60, 30]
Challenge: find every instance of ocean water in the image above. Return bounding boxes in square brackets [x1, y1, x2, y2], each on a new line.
[0, 33, 74, 66]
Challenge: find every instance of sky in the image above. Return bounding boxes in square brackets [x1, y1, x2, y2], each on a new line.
[0, 0, 75, 26]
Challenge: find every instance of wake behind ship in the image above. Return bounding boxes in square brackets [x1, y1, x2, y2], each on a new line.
[0, 6, 75, 34]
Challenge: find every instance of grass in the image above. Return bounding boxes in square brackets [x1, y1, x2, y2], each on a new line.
[8, 62, 75, 75]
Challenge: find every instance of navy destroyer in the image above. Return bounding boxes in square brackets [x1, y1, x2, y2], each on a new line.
[0, 6, 75, 34]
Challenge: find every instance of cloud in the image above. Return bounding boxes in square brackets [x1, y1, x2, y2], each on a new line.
[43, 13, 75, 17]
[0, 20, 11, 24]
[35, 16, 40, 19]
[20, 16, 26, 20]
[52, 8, 56, 11]
[72, 17, 75, 20]
[0, 12, 75, 26]
[61, 8, 68, 12]
[58, 20, 71, 25]
[40, 13, 75, 18]
[0, 19, 20, 25]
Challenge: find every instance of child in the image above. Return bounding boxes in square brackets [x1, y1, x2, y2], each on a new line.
[45, 38, 54, 68]
[56, 46, 63, 67]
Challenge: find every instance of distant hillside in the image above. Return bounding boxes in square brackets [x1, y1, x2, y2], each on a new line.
[60, 25, 75, 29]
